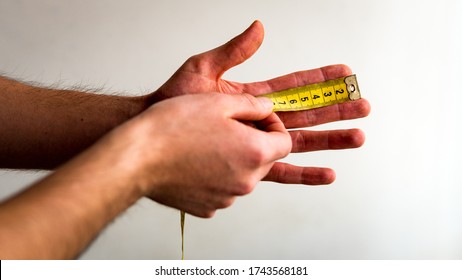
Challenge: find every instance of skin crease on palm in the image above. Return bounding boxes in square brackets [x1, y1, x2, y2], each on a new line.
[150, 20, 371, 186]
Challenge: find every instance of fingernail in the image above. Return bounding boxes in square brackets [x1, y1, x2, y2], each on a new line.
[258, 97, 274, 111]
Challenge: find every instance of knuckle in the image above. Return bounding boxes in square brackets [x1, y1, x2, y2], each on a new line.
[272, 164, 287, 182]
[235, 178, 257, 196]
[246, 142, 267, 167]
[216, 197, 235, 209]
[226, 38, 248, 63]
[184, 54, 210, 73]
[282, 133, 293, 155]
[199, 210, 216, 219]
[240, 93, 260, 109]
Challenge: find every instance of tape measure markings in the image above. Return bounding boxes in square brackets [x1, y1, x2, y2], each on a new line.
[260, 75, 361, 112]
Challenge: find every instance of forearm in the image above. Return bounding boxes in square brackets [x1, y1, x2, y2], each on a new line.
[0, 76, 151, 169]
[0, 129, 147, 259]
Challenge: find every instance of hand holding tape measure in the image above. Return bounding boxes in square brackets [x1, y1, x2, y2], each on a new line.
[150, 21, 370, 258]
[179, 74, 362, 259]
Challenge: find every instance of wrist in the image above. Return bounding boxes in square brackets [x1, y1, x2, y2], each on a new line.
[92, 113, 166, 199]
[142, 90, 168, 107]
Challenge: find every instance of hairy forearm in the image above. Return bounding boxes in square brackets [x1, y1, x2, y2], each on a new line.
[0, 128, 147, 259]
[0, 76, 151, 169]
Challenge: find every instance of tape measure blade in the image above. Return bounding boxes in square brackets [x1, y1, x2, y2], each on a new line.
[260, 74, 361, 112]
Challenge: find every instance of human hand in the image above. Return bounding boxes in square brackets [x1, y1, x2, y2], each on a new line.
[110, 93, 290, 217]
[150, 21, 371, 185]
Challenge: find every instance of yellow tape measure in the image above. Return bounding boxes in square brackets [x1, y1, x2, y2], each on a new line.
[260, 75, 361, 111]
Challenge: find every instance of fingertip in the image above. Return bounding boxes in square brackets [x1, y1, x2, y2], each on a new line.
[358, 98, 371, 117]
[349, 128, 366, 148]
[321, 64, 353, 79]
[307, 168, 335, 185]
[205, 20, 265, 78]
[257, 96, 275, 112]
[253, 19, 262, 26]
[336, 64, 352, 75]
[251, 20, 265, 36]
[325, 169, 336, 184]
[243, 20, 264, 50]
[301, 167, 336, 185]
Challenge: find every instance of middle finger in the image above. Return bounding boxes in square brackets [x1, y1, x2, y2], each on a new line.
[290, 128, 365, 153]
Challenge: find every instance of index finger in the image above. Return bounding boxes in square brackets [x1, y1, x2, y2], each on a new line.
[241, 64, 352, 95]
[241, 64, 370, 128]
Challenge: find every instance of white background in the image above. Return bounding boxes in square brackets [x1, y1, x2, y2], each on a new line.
[0, 0, 461, 259]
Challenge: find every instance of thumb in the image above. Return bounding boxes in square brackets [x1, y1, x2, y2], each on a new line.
[191, 20, 264, 79]
[225, 94, 274, 121]
[225, 94, 290, 160]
